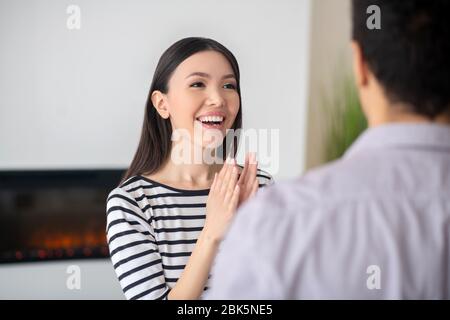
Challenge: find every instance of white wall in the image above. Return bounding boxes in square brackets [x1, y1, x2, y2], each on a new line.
[0, 259, 124, 299]
[0, 0, 311, 179]
[0, 0, 312, 299]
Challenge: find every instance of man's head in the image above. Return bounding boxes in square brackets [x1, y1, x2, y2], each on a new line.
[351, 0, 450, 126]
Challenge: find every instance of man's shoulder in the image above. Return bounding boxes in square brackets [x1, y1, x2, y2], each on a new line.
[240, 156, 378, 219]
[239, 175, 320, 220]
[300, 153, 389, 199]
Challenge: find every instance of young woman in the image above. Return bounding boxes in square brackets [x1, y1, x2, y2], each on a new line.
[106, 37, 273, 300]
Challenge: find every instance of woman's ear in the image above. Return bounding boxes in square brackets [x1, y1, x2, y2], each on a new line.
[151, 90, 170, 119]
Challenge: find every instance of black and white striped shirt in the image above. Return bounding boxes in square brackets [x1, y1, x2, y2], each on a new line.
[106, 170, 273, 300]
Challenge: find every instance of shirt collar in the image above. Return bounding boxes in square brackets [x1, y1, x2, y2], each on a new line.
[344, 123, 450, 159]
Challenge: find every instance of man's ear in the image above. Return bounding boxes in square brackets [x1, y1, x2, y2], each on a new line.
[151, 90, 170, 119]
[351, 41, 369, 88]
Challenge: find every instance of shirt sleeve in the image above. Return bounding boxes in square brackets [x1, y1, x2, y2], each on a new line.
[203, 187, 286, 300]
[106, 187, 170, 300]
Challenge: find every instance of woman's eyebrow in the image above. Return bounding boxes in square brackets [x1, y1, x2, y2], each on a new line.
[185, 72, 236, 80]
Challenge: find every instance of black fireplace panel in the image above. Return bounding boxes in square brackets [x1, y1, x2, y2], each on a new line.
[0, 169, 125, 263]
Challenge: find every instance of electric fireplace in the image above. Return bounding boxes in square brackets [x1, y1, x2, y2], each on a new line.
[0, 169, 124, 263]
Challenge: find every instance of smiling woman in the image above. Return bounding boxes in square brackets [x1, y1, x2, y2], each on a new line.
[150, 50, 240, 154]
[106, 37, 273, 300]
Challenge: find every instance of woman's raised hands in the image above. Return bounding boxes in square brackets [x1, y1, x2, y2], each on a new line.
[204, 154, 259, 243]
[237, 152, 259, 207]
[204, 158, 240, 243]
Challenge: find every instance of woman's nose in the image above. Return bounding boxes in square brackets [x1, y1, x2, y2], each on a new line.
[206, 89, 225, 107]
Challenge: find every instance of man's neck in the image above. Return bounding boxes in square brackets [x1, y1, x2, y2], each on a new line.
[367, 104, 450, 128]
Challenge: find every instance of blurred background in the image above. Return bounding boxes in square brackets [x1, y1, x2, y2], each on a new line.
[0, 0, 365, 299]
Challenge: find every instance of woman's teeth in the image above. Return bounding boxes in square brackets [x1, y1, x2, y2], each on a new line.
[197, 116, 224, 125]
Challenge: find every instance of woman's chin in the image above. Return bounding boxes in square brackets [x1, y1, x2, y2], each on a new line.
[199, 140, 223, 150]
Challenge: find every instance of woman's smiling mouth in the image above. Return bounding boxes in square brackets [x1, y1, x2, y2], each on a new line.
[195, 114, 226, 129]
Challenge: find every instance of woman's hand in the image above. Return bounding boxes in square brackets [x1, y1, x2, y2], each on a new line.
[237, 152, 259, 207]
[204, 158, 240, 244]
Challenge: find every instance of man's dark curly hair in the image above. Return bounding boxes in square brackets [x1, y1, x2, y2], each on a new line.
[352, 0, 450, 118]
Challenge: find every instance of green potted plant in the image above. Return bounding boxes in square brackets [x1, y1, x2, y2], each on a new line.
[322, 72, 367, 162]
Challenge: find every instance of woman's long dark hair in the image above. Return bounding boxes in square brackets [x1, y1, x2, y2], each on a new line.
[120, 37, 243, 185]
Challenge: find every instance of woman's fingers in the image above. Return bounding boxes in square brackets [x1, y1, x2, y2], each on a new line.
[212, 153, 260, 209]
[210, 173, 217, 193]
[220, 158, 235, 195]
[251, 178, 259, 197]
[215, 158, 230, 193]
[224, 166, 238, 204]
[228, 184, 240, 213]
[245, 157, 258, 192]
[238, 153, 249, 186]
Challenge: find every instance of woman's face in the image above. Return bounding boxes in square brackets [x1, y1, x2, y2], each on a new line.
[163, 50, 240, 149]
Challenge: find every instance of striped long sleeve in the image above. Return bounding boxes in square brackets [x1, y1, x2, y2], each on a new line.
[106, 188, 170, 300]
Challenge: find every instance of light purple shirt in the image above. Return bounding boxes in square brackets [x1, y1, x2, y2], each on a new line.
[205, 123, 450, 299]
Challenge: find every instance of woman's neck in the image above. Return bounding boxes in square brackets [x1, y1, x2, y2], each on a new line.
[145, 144, 224, 189]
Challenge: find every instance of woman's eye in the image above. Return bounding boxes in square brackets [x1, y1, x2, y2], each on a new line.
[223, 83, 236, 90]
[190, 82, 205, 88]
